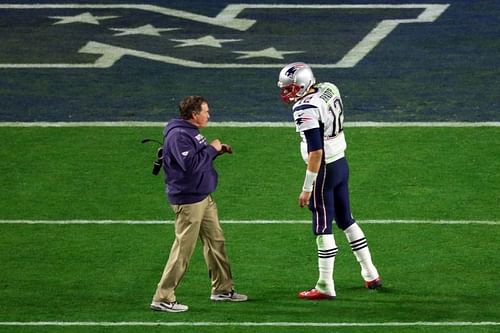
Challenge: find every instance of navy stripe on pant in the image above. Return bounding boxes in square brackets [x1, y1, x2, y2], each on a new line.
[309, 157, 355, 235]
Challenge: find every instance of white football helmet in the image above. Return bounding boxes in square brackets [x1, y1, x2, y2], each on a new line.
[277, 62, 316, 103]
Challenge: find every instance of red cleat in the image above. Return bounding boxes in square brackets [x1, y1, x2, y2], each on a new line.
[298, 289, 335, 300]
[364, 277, 383, 289]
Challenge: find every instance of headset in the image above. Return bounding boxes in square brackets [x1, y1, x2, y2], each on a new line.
[141, 139, 163, 176]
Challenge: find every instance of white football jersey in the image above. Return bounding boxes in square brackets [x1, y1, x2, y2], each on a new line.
[292, 82, 347, 164]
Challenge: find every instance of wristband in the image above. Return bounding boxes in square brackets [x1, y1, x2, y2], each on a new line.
[302, 170, 318, 192]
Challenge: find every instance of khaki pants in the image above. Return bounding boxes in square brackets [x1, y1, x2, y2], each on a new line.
[153, 195, 233, 302]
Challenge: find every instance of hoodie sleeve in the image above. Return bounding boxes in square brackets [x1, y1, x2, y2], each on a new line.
[168, 132, 218, 172]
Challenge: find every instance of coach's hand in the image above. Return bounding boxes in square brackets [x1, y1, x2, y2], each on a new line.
[210, 139, 222, 151]
[211, 140, 232, 155]
[220, 144, 233, 154]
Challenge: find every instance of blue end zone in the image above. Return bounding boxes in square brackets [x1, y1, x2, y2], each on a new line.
[0, 0, 498, 122]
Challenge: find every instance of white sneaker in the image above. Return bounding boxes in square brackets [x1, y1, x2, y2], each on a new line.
[210, 290, 248, 302]
[150, 301, 188, 312]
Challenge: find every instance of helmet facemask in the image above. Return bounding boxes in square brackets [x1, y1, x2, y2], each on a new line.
[278, 83, 301, 103]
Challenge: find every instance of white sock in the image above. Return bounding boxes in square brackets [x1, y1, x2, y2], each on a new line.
[315, 234, 337, 296]
[344, 223, 379, 281]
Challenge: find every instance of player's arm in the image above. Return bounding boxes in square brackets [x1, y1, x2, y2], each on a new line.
[299, 127, 323, 208]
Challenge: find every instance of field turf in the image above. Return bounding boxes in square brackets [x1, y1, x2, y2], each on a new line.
[0, 126, 498, 332]
[1, 0, 499, 331]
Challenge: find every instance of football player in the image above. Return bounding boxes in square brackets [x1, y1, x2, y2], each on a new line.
[277, 62, 382, 300]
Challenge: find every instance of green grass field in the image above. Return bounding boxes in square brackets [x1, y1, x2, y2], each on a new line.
[0, 125, 499, 333]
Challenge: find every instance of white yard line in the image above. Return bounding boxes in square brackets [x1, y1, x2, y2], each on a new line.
[1, 219, 497, 328]
[0, 321, 498, 327]
[0, 121, 499, 127]
[0, 219, 498, 225]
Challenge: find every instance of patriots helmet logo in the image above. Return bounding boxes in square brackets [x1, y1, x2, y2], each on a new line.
[284, 66, 297, 78]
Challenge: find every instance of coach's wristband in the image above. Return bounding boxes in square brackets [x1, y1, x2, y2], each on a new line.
[302, 170, 318, 192]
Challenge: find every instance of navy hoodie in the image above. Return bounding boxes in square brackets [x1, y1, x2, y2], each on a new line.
[162, 119, 219, 205]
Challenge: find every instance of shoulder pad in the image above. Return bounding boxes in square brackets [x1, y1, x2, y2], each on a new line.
[293, 103, 317, 112]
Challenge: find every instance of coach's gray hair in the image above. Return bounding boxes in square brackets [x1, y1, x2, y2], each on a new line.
[179, 96, 208, 120]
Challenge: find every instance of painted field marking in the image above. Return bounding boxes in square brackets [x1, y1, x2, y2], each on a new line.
[0, 321, 498, 327]
[0, 3, 449, 68]
[0, 219, 498, 225]
[1, 220, 497, 329]
[0, 4, 256, 31]
[0, 121, 499, 127]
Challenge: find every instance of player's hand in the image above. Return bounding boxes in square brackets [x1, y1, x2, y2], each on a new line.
[299, 191, 311, 208]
